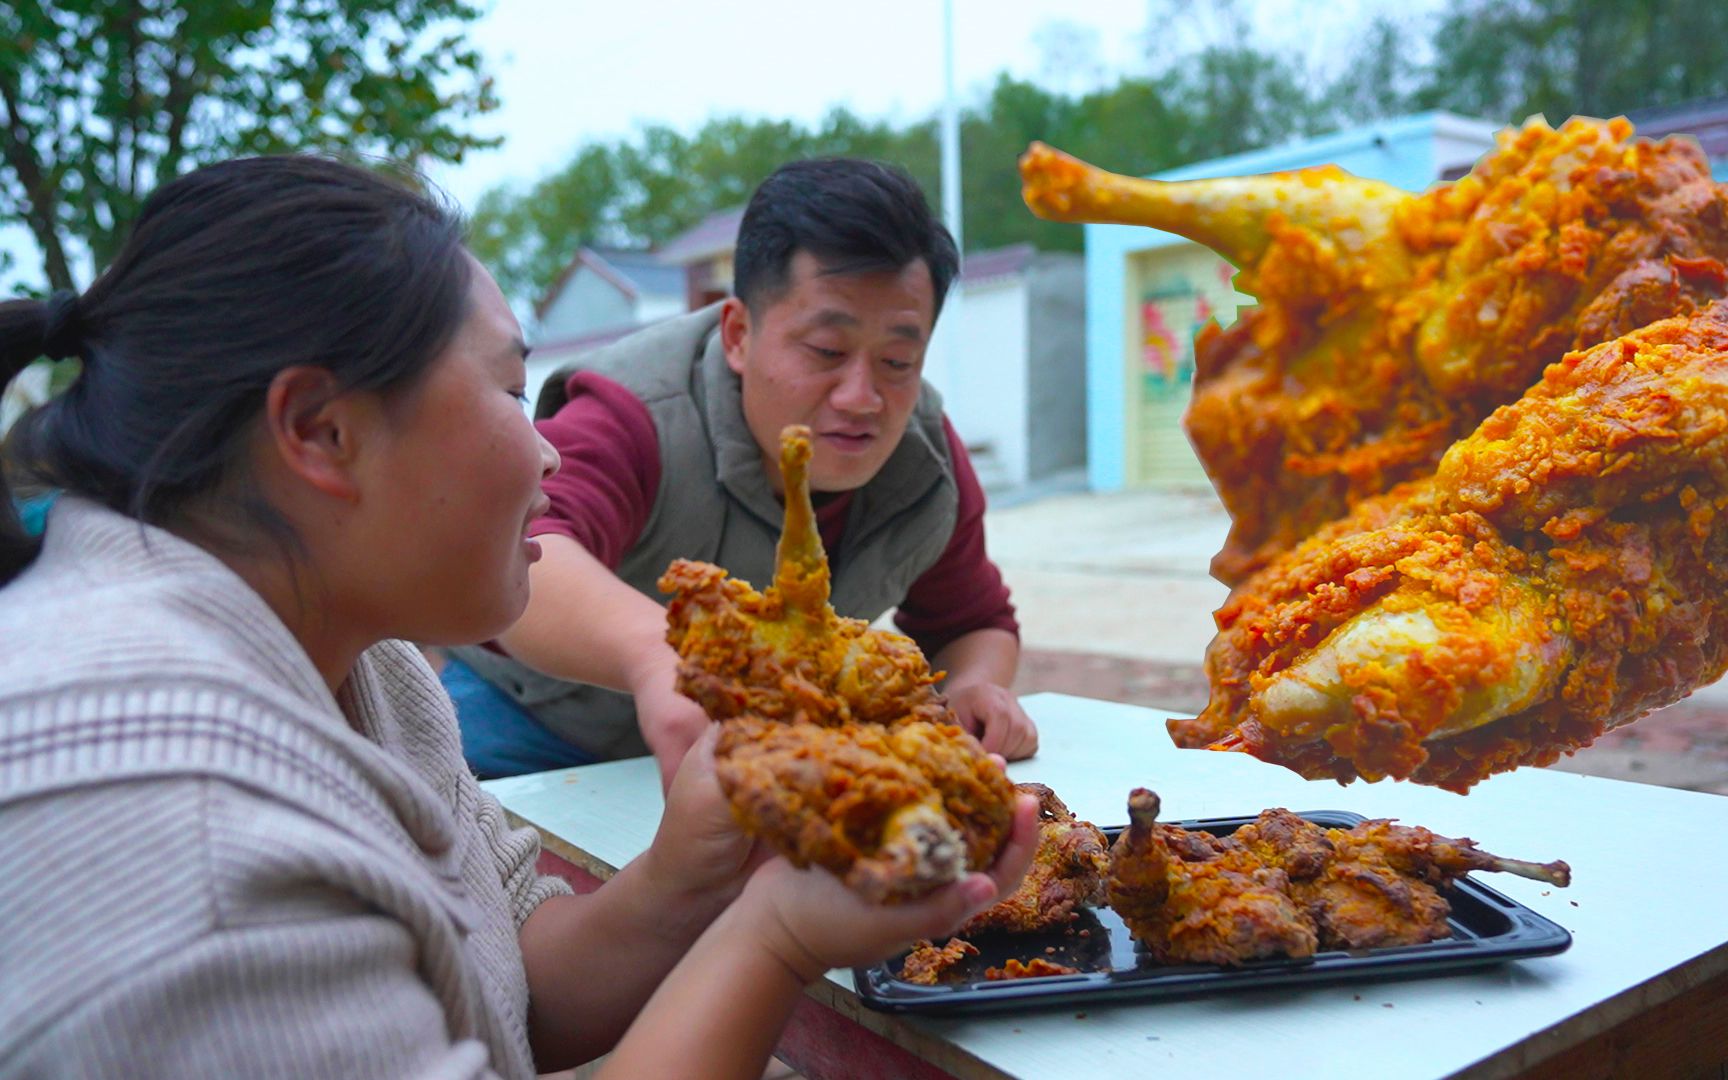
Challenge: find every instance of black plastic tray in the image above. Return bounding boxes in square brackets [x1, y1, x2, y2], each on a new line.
[855, 810, 1572, 1015]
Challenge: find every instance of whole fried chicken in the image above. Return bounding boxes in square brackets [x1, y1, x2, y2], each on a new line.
[659, 426, 1016, 902]
[1022, 117, 1728, 583]
[1106, 792, 1570, 963]
[1021, 118, 1728, 791]
[960, 783, 1110, 935]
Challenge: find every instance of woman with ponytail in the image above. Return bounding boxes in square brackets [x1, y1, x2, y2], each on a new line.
[0, 157, 1036, 1079]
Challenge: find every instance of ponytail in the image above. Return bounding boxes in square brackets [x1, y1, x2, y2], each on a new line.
[0, 291, 83, 582]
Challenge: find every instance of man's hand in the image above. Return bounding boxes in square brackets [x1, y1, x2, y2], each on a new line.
[947, 682, 1038, 760]
[631, 650, 713, 791]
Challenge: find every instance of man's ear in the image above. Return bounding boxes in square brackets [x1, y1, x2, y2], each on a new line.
[261, 366, 366, 502]
[719, 296, 751, 376]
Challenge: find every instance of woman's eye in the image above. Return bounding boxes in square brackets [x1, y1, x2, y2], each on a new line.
[511, 389, 530, 405]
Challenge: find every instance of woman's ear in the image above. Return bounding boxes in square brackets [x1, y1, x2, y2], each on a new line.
[262, 366, 367, 503]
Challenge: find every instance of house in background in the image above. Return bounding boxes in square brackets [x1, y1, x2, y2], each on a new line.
[658, 206, 745, 310]
[524, 207, 1088, 496]
[1079, 111, 1498, 492]
[942, 243, 1086, 491]
[525, 247, 686, 409]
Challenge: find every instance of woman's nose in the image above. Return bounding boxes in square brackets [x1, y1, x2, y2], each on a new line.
[536, 429, 559, 479]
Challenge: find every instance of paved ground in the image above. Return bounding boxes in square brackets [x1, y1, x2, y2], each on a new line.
[990, 484, 1728, 797]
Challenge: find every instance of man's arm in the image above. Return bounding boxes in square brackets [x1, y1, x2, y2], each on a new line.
[933, 627, 1037, 759]
[894, 417, 1037, 759]
[497, 535, 708, 789]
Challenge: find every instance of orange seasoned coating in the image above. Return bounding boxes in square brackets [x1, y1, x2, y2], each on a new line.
[1024, 117, 1728, 792]
[900, 938, 979, 986]
[1024, 118, 1728, 584]
[984, 958, 1081, 981]
[1104, 794, 1569, 963]
[1176, 302, 1728, 790]
[960, 783, 1110, 935]
[662, 426, 1016, 902]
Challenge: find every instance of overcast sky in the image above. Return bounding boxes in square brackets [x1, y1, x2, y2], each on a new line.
[3, 0, 1442, 292]
[425, 0, 1438, 206]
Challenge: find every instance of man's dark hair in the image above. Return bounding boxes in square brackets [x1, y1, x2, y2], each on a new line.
[732, 158, 959, 320]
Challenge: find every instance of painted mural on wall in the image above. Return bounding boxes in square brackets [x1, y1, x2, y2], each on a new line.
[1130, 247, 1248, 485]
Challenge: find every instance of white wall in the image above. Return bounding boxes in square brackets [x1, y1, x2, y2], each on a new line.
[537, 267, 633, 342]
[942, 279, 1030, 488]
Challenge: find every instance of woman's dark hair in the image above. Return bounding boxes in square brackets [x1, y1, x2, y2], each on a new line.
[0, 155, 471, 584]
[731, 158, 959, 319]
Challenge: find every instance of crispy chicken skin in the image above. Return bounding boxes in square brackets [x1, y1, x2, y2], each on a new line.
[660, 426, 1016, 903]
[1022, 117, 1728, 583]
[984, 958, 1081, 980]
[899, 938, 979, 986]
[1104, 792, 1569, 964]
[1022, 118, 1728, 791]
[1106, 790, 1318, 965]
[960, 783, 1110, 935]
[1176, 302, 1728, 790]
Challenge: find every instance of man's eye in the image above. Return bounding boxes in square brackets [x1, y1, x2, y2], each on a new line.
[807, 344, 845, 360]
[883, 357, 913, 372]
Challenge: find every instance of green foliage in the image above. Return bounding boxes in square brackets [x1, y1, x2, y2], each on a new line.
[474, 0, 1728, 311]
[0, 0, 498, 289]
[470, 107, 934, 306]
[1415, 0, 1728, 124]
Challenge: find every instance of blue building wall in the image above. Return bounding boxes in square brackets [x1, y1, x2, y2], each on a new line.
[1081, 112, 1495, 491]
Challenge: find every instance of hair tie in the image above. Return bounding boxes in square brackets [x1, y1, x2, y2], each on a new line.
[41, 290, 83, 361]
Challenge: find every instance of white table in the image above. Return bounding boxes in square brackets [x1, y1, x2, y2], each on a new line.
[484, 693, 1728, 1079]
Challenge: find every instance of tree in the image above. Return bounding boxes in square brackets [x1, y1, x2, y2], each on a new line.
[1416, 0, 1728, 124]
[470, 107, 931, 311]
[0, 0, 498, 290]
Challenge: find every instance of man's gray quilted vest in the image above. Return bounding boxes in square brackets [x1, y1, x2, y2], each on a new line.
[451, 304, 959, 759]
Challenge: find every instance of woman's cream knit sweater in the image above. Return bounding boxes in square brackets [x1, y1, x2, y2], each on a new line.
[0, 498, 572, 1078]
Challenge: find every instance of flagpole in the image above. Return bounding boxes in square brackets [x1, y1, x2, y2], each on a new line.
[930, 0, 962, 397]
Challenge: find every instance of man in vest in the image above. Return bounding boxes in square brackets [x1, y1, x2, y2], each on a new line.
[446, 158, 1038, 785]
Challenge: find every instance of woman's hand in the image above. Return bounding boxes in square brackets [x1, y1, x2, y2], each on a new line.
[637, 726, 768, 919]
[738, 791, 1041, 982]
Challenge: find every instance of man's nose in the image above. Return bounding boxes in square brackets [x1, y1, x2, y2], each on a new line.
[830, 356, 883, 415]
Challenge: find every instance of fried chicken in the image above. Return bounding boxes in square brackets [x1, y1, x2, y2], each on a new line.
[984, 958, 1081, 980]
[1105, 792, 1569, 963]
[1021, 117, 1728, 583]
[900, 938, 979, 985]
[1175, 301, 1728, 790]
[659, 425, 1017, 902]
[960, 783, 1110, 935]
[1021, 118, 1728, 790]
[1106, 790, 1319, 966]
